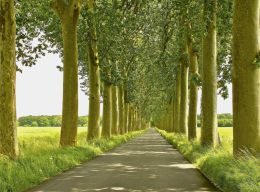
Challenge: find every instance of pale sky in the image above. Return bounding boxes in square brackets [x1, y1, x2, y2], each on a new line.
[16, 53, 232, 117]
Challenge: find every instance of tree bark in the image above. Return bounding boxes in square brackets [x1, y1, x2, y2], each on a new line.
[232, 0, 260, 155]
[132, 107, 137, 131]
[128, 105, 133, 132]
[124, 88, 129, 133]
[171, 100, 175, 132]
[170, 100, 174, 132]
[180, 48, 189, 135]
[0, 0, 18, 158]
[174, 66, 181, 133]
[51, 0, 81, 146]
[111, 85, 118, 135]
[124, 102, 129, 133]
[87, 0, 101, 140]
[188, 46, 198, 140]
[102, 82, 112, 138]
[118, 85, 125, 134]
[201, 0, 218, 146]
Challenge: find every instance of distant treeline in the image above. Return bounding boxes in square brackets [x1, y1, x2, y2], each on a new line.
[18, 114, 233, 128]
[18, 116, 88, 127]
[197, 113, 233, 127]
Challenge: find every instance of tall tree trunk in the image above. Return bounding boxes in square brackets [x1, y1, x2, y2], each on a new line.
[233, 0, 260, 155]
[180, 47, 189, 135]
[133, 107, 137, 131]
[131, 106, 135, 130]
[167, 102, 173, 132]
[174, 67, 181, 133]
[51, 0, 81, 146]
[118, 85, 124, 134]
[129, 105, 134, 132]
[87, 0, 101, 140]
[102, 82, 112, 138]
[188, 46, 198, 140]
[124, 102, 129, 133]
[111, 85, 118, 135]
[124, 88, 128, 133]
[137, 112, 141, 130]
[170, 100, 174, 132]
[171, 99, 175, 132]
[0, 0, 18, 158]
[201, 0, 218, 146]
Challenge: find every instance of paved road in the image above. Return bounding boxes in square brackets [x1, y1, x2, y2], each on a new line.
[29, 129, 219, 192]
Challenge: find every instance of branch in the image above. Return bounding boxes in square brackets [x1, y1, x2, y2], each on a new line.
[69, 0, 82, 16]
[50, 0, 66, 17]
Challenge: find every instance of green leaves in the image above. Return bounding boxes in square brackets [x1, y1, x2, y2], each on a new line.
[190, 73, 202, 87]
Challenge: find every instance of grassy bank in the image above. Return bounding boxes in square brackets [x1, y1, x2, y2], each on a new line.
[158, 129, 260, 192]
[0, 127, 144, 192]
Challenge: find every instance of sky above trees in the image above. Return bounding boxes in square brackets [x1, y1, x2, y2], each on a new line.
[16, 53, 232, 117]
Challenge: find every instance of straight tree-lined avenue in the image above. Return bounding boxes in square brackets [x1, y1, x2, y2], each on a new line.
[0, 0, 259, 191]
[29, 129, 218, 192]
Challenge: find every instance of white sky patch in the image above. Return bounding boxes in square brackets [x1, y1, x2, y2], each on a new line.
[16, 54, 232, 117]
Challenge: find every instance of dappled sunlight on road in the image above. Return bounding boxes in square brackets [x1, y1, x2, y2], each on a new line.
[29, 129, 218, 192]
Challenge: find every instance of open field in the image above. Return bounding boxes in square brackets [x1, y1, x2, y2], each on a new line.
[197, 127, 233, 138]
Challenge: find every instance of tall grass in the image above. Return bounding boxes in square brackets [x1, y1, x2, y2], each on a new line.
[0, 127, 144, 192]
[158, 129, 260, 192]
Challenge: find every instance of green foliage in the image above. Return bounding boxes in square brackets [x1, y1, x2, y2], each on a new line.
[190, 73, 202, 87]
[158, 129, 260, 192]
[0, 127, 144, 192]
[197, 113, 232, 127]
[18, 116, 88, 127]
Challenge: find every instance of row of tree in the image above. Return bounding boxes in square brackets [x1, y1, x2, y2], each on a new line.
[154, 0, 260, 156]
[0, 0, 259, 158]
[0, 0, 150, 158]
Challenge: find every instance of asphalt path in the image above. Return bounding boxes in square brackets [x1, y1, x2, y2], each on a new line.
[29, 129, 218, 192]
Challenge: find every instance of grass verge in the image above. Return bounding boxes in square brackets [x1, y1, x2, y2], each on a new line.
[158, 129, 260, 192]
[0, 129, 145, 192]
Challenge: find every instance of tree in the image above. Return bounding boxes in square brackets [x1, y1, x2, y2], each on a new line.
[51, 0, 82, 146]
[201, 0, 218, 146]
[87, 0, 101, 140]
[232, 0, 260, 155]
[118, 85, 125, 134]
[188, 42, 199, 140]
[111, 85, 119, 135]
[179, 42, 189, 134]
[102, 77, 112, 138]
[0, 0, 19, 158]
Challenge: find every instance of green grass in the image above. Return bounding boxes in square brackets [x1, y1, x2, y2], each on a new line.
[0, 127, 145, 192]
[158, 128, 260, 192]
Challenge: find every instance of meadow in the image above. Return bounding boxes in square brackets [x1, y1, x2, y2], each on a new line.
[0, 127, 144, 192]
[159, 128, 260, 192]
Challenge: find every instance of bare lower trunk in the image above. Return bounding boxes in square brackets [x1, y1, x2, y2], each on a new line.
[102, 82, 112, 138]
[60, 16, 79, 146]
[174, 68, 181, 133]
[111, 85, 118, 135]
[128, 105, 133, 132]
[188, 48, 198, 140]
[233, 0, 260, 155]
[180, 52, 189, 135]
[171, 100, 175, 132]
[0, 0, 18, 158]
[87, 0, 100, 140]
[201, 0, 218, 146]
[124, 102, 129, 133]
[118, 85, 124, 134]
